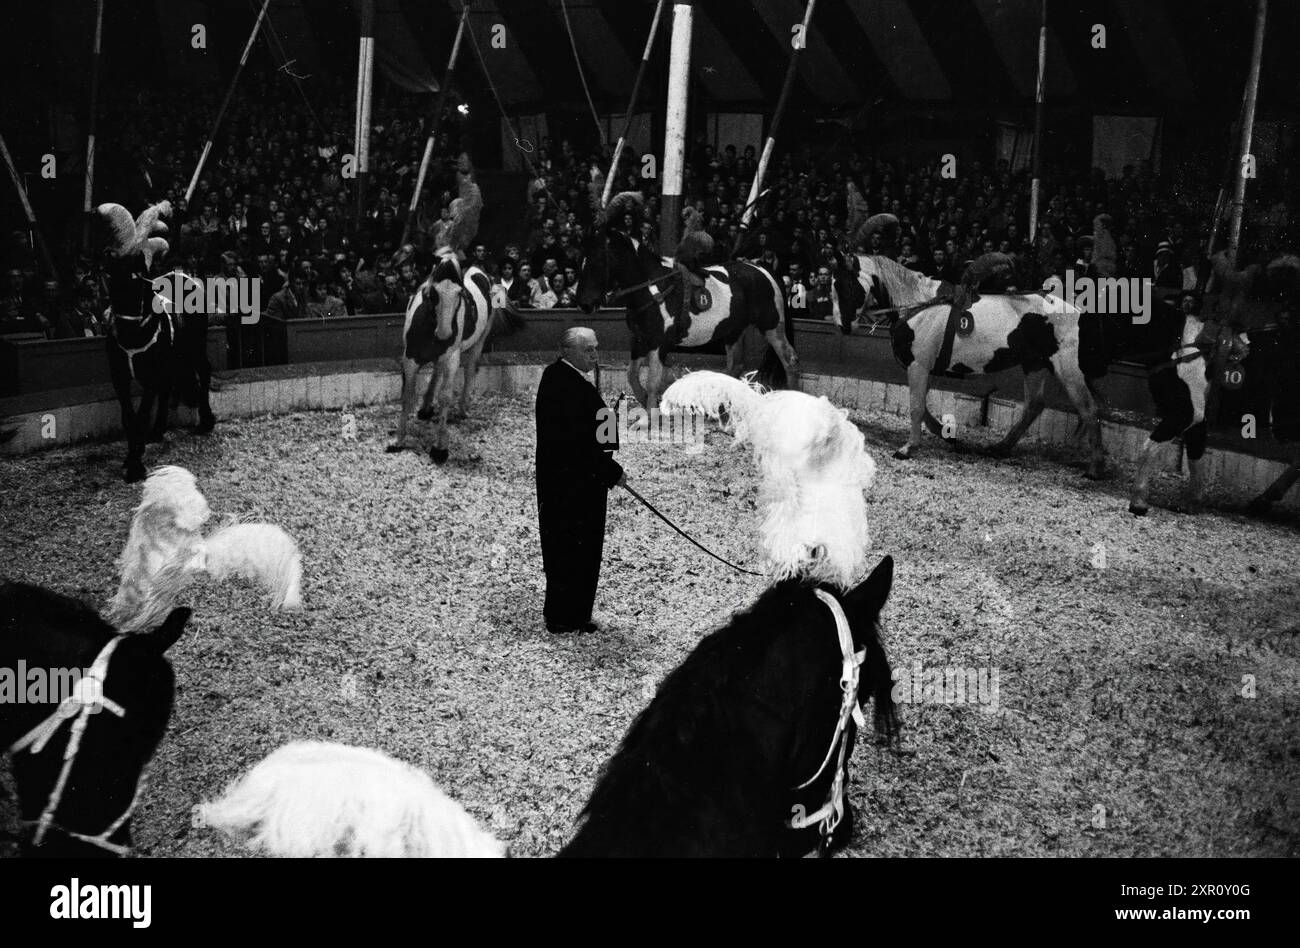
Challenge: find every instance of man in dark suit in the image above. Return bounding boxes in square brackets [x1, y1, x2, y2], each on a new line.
[535, 328, 625, 634]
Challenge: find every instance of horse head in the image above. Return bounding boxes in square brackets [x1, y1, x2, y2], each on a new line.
[1, 581, 191, 856]
[578, 192, 648, 314]
[425, 253, 469, 343]
[576, 228, 645, 315]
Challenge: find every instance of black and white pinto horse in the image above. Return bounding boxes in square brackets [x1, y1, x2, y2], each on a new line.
[385, 254, 493, 463]
[0, 581, 190, 856]
[575, 225, 798, 410]
[99, 201, 215, 481]
[853, 254, 1105, 478]
[1130, 254, 1300, 515]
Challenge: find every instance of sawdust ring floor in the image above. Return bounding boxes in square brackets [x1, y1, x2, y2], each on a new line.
[1, 392, 1296, 857]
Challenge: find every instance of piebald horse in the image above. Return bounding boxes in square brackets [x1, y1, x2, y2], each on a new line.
[853, 254, 1105, 479]
[98, 201, 215, 482]
[386, 254, 493, 463]
[575, 219, 798, 410]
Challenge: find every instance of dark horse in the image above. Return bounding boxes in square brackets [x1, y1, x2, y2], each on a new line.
[575, 199, 798, 411]
[559, 556, 898, 857]
[0, 581, 190, 856]
[99, 201, 215, 481]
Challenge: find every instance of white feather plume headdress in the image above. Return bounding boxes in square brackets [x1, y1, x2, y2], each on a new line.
[660, 372, 877, 590]
[198, 741, 504, 858]
[103, 465, 303, 632]
[97, 200, 173, 269]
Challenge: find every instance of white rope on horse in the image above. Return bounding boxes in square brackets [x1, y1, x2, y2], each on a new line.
[7, 634, 141, 855]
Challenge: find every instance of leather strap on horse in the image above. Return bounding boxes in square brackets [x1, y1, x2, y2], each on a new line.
[7, 635, 140, 855]
[786, 589, 868, 856]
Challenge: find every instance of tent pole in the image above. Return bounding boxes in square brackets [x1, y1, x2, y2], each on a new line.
[602, 0, 666, 208]
[659, 1, 694, 257]
[353, 0, 376, 231]
[1027, 0, 1047, 250]
[733, 0, 817, 257]
[184, 0, 271, 206]
[400, 3, 470, 251]
[81, 0, 104, 251]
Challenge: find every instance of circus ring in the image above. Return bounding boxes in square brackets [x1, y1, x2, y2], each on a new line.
[2, 313, 1297, 857]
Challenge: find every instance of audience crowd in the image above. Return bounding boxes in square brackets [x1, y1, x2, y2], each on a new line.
[4, 71, 1279, 359]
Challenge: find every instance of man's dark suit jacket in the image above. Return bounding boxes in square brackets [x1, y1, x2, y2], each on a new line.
[535, 359, 623, 490]
[535, 359, 622, 628]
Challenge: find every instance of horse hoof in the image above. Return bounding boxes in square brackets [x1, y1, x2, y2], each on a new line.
[196, 415, 216, 435]
[429, 446, 449, 464]
[416, 407, 435, 421]
[1128, 503, 1148, 517]
[124, 463, 146, 483]
[384, 442, 407, 454]
[891, 449, 912, 461]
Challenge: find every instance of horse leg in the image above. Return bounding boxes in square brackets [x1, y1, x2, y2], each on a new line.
[1053, 363, 1106, 479]
[893, 361, 931, 460]
[762, 326, 800, 390]
[1176, 421, 1210, 514]
[454, 337, 486, 421]
[195, 345, 216, 433]
[385, 358, 421, 453]
[115, 377, 147, 483]
[643, 350, 667, 414]
[724, 337, 743, 377]
[148, 381, 173, 445]
[417, 360, 439, 421]
[1128, 436, 1168, 516]
[1247, 445, 1300, 514]
[987, 369, 1049, 456]
[627, 357, 649, 408]
[429, 351, 459, 464]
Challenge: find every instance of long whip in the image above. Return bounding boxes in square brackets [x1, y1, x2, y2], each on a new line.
[619, 483, 762, 576]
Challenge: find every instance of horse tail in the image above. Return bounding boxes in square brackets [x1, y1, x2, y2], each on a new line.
[755, 270, 795, 389]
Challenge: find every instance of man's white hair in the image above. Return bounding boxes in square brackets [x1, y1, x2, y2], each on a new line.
[198, 742, 504, 858]
[561, 326, 596, 350]
[660, 372, 876, 590]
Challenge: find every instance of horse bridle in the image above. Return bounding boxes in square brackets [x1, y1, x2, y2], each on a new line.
[6, 635, 142, 856]
[786, 589, 869, 857]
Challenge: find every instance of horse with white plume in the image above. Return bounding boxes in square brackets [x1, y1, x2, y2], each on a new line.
[659, 371, 877, 590]
[103, 465, 302, 632]
[199, 373, 897, 858]
[97, 200, 215, 482]
[1, 465, 302, 856]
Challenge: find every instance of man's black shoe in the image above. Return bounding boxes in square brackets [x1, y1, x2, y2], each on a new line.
[547, 623, 578, 635]
[579, 621, 601, 634]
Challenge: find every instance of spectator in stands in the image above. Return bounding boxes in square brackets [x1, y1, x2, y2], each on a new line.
[786, 261, 809, 319]
[552, 271, 575, 308]
[266, 273, 310, 321]
[809, 266, 838, 323]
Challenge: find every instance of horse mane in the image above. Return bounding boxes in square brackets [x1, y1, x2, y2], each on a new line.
[860, 254, 941, 305]
[562, 579, 877, 856]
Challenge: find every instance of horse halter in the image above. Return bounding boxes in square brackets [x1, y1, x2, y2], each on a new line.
[6, 635, 142, 856]
[786, 589, 869, 856]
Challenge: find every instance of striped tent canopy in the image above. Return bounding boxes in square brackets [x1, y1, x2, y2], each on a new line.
[25, 0, 1300, 114]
